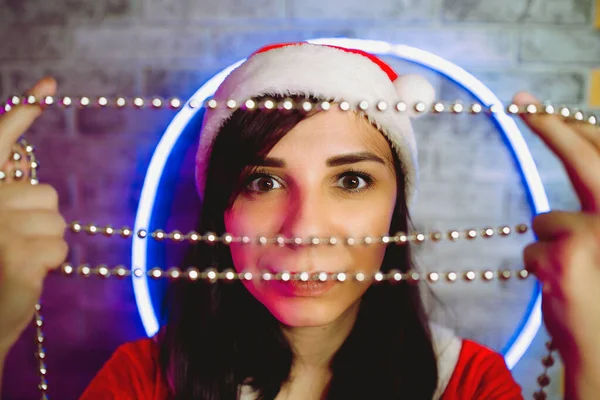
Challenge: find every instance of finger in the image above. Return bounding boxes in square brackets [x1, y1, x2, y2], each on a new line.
[523, 240, 554, 280]
[0, 210, 66, 237]
[567, 119, 600, 153]
[1, 237, 69, 288]
[532, 211, 598, 241]
[0, 183, 59, 210]
[0, 77, 57, 164]
[514, 92, 600, 212]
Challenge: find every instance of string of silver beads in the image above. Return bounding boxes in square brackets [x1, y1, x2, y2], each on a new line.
[54, 263, 530, 283]
[3, 95, 599, 127]
[0, 138, 39, 185]
[33, 304, 48, 399]
[67, 222, 530, 244]
[533, 341, 557, 400]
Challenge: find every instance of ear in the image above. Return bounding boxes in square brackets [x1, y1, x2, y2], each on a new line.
[392, 74, 435, 119]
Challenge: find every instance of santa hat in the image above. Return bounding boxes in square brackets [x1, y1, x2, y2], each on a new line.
[196, 42, 435, 205]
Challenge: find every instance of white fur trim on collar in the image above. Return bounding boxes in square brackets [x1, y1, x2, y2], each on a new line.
[196, 43, 419, 204]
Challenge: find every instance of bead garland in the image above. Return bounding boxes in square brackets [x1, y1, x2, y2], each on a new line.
[66, 221, 530, 244]
[2, 95, 599, 127]
[54, 263, 531, 283]
[0, 96, 571, 399]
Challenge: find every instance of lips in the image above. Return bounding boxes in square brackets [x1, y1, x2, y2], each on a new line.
[271, 278, 337, 297]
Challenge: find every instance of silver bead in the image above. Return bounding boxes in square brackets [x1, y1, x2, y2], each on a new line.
[320, 101, 331, 111]
[114, 266, 128, 277]
[80, 97, 90, 107]
[222, 233, 233, 245]
[167, 268, 181, 279]
[395, 102, 407, 112]
[544, 104, 555, 114]
[299, 272, 310, 281]
[358, 100, 369, 111]
[241, 271, 253, 281]
[13, 169, 24, 179]
[189, 99, 200, 109]
[187, 268, 200, 280]
[244, 99, 256, 110]
[448, 230, 460, 241]
[414, 102, 426, 113]
[469, 103, 483, 114]
[282, 99, 294, 110]
[433, 102, 445, 113]
[226, 99, 237, 109]
[116, 97, 126, 107]
[339, 101, 350, 111]
[463, 271, 476, 281]
[374, 272, 384, 281]
[427, 272, 439, 282]
[62, 97, 72, 106]
[103, 226, 114, 236]
[98, 97, 108, 106]
[171, 231, 183, 241]
[507, 104, 519, 114]
[150, 268, 162, 279]
[301, 101, 313, 112]
[263, 99, 275, 110]
[121, 227, 132, 238]
[188, 231, 200, 242]
[97, 265, 110, 277]
[560, 107, 571, 117]
[280, 272, 291, 281]
[335, 272, 347, 282]
[446, 272, 458, 282]
[43, 96, 55, 106]
[133, 97, 144, 108]
[152, 230, 166, 240]
[11, 152, 21, 161]
[355, 272, 365, 282]
[151, 98, 163, 108]
[376, 101, 388, 111]
[318, 272, 328, 282]
[526, 104, 537, 114]
[133, 268, 144, 278]
[207, 99, 218, 109]
[451, 103, 464, 113]
[169, 98, 182, 109]
[482, 270, 494, 281]
[224, 270, 236, 280]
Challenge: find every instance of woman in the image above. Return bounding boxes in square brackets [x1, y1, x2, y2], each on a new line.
[0, 42, 599, 400]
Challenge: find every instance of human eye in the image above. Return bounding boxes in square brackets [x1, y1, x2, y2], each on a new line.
[334, 170, 375, 193]
[245, 170, 283, 193]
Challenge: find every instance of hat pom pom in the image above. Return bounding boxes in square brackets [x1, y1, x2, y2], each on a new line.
[392, 74, 435, 118]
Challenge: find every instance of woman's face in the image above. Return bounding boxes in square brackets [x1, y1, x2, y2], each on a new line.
[224, 108, 398, 327]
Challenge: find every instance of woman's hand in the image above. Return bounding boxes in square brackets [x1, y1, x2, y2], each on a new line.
[0, 77, 68, 356]
[518, 92, 600, 399]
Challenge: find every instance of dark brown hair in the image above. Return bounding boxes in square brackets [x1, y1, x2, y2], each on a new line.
[159, 95, 438, 399]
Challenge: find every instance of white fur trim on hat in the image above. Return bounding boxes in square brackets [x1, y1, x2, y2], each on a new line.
[196, 42, 434, 205]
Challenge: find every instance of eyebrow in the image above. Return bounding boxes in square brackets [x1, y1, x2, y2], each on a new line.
[251, 152, 387, 168]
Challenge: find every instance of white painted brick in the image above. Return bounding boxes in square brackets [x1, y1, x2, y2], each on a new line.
[520, 28, 600, 64]
[443, 0, 592, 24]
[355, 27, 517, 67]
[290, 0, 435, 21]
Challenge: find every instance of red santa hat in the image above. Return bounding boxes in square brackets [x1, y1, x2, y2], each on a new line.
[196, 41, 435, 204]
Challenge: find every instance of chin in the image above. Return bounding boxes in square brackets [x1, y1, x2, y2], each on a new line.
[261, 290, 362, 328]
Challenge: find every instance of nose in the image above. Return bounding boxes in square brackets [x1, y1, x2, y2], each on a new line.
[280, 187, 333, 246]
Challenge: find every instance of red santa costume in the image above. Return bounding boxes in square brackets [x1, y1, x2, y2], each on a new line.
[80, 42, 523, 400]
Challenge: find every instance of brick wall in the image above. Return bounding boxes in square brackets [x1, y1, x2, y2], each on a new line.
[1, 0, 598, 398]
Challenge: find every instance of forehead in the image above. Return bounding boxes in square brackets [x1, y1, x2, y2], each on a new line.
[267, 108, 393, 161]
